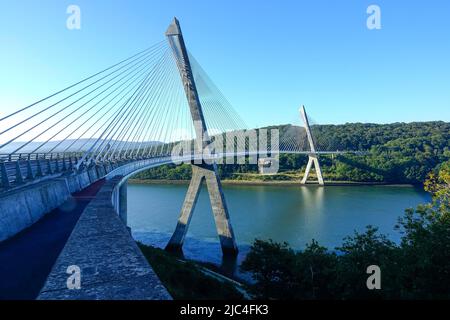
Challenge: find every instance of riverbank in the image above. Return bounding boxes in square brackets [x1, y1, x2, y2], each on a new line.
[127, 178, 417, 187]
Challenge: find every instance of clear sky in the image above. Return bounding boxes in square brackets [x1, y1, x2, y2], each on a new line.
[0, 0, 449, 128]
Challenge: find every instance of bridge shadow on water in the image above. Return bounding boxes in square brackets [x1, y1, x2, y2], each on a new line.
[0, 179, 105, 300]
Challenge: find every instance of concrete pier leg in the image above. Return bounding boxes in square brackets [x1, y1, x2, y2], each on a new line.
[119, 182, 127, 225]
[204, 166, 238, 255]
[166, 164, 238, 255]
[299, 106, 325, 186]
[313, 156, 324, 185]
[300, 155, 324, 185]
[301, 157, 314, 184]
[166, 167, 204, 252]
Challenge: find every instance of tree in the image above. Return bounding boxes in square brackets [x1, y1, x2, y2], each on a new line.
[395, 161, 450, 299]
[241, 162, 450, 299]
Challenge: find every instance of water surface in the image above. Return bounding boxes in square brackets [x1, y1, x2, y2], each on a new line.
[128, 183, 429, 274]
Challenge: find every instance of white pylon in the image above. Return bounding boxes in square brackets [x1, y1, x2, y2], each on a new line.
[300, 105, 324, 185]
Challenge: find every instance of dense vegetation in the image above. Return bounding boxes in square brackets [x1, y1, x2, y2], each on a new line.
[132, 121, 450, 184]
[240, 161, 450, 299]
[137, 243, 244, 300]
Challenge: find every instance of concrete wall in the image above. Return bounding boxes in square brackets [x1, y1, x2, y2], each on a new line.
[0, 170, 100, 243]
[0, 179, 71, 243]
[38, 176, 171, 300]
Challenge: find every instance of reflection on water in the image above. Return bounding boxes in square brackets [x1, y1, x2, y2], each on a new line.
[129, 183, 429, 277]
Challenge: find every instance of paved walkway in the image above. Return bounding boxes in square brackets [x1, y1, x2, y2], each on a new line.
[38, 177, 171, 300]
[0, 179, 105, 300]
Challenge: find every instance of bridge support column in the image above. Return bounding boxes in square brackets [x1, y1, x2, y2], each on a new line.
[165, 18, 238, 255]
[299, 105, 325, 186]
[166, 164, 238, 255]
[301, 154, 324, 185]
[119, 181, 127, 225]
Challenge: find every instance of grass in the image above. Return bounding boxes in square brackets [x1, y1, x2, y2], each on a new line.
[137, 242, 245, 300]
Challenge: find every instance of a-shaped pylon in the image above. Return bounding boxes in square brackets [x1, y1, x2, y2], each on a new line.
[300, 105, 324, 185]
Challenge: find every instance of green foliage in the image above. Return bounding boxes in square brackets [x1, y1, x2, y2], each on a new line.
[241, 164, 450, 299]
[282, 121, 449, 183]
[133, 122, 450, 184]
[394, 161, 450, 298]
[241, 239, 339, 299]
[137, 243, 244, 300]
[133, 163, 193, 180]
[334, 226, 400, 299]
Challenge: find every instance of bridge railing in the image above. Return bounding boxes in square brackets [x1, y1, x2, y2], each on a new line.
[0, 150, 173, 191]
[0, 152, 84, 162]
[0, 148, 367, 192]
[0, 154, 84, 190]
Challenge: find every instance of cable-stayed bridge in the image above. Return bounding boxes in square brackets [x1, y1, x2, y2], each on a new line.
[0, 18, 365, 299]
[0, 21, 362, 191]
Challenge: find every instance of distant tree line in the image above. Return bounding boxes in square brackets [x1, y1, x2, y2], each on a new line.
[133, 121, 450, 184]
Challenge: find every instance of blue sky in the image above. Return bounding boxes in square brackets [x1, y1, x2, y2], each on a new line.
[0, 0, 449, 128]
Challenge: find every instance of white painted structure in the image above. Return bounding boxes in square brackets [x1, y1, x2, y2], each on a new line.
[300, 105, 324, 185]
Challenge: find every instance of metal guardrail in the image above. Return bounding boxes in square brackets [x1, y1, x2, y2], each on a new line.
[0, 152, 84, 162]
[0, 152, 173, 191]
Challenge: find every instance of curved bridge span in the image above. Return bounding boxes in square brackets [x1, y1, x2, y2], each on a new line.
[0, 18, 367, 300]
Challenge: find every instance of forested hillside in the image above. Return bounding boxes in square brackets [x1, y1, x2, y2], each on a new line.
[133, 121, 450, 184]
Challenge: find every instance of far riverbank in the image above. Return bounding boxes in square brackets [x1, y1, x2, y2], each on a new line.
[127, 178, 418, 187]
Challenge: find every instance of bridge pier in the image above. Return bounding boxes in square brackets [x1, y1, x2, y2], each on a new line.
[299, 105, 325, 186]
[301, 154, 324, 185]
[165, 18, 238, 256]
[166, 164, 238, 255]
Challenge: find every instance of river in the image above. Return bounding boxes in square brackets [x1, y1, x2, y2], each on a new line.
[127, 183, 430, 276]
